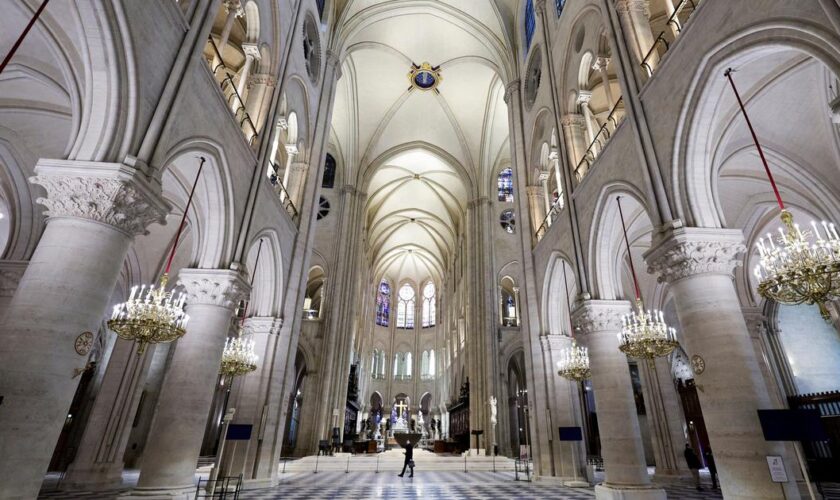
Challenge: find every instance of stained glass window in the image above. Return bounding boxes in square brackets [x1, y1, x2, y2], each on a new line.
[498, 168, 514, 202]
[397, 284, 415, 329]
[376, 280, 390, 326]
[525, 0, 536, 51]
[555, 0, 566, 17]
[322, 153, 336, 188]
[422, 281, 436, 327]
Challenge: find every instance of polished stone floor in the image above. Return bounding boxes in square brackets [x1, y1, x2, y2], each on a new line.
[39, 470, 725, 499]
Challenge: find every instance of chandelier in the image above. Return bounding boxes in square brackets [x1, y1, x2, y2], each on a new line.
[220, 330, 258, 377]
[725, 69, 840, 321]
[615, 196, 679, 360]
[557, 263, 591, 381]
[108, 157, 205, 354]
[219, 238, 264, 378]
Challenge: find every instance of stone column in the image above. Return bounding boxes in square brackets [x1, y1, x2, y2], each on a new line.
[222, 316, 284, 487]
[235, 44, 260, 112]
[63, 339, 156, 490]
[561, 114, 587, 176]
[129, 268, 249, 498]
[285, 161, 310, 212]
[541, 334, 588, 485]
[577, 91, 599, 155]
[244, 74, 276, 137]
[280, 143, 298, 200]
[539, 172, 552, 218]
[615, 0, 659, 74]
[0, 260, 27, 318]
[573, 300, 666, 500]
[645, 227, 800, 499]
[527, 186, 547, 237]
[549, 149, 564, 208]
[638, 356, 689, 479]
[0, 160, 168, 500]
[512, 287, 521, 327]
[218, 0, 244, 51]
[593, 57, 614, 109]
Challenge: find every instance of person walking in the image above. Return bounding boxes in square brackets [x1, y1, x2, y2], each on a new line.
[703, 447, 718, 489]
[684, 443, 703, 491]
[398, 441, 414, 478]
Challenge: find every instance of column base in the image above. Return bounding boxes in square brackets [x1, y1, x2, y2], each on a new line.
[242, 477, 277, 490]
[61, 465, 124, 492]
[564, 479, 591, 488]
[120, 485, 195, 499]
[594, 484, 667, 500]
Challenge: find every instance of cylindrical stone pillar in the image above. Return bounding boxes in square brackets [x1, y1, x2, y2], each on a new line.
[645, 228, 801, 500]
[0, 160, 168, 500]
[129, 268, 248, 498]
[573, 300, 666, 500]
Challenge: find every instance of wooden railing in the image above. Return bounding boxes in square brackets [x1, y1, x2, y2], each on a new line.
[207, 37, 259, 145]
[640, 0, 701, 78]
[573, 97, 625, 181]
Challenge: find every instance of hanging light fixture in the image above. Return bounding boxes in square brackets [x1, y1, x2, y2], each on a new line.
[108, 157, 206, 354]
[557, 264, 590, 381]
[725, 69, 840, 321]
[615, 196, 679, 360]
[220, 239, 263, 378]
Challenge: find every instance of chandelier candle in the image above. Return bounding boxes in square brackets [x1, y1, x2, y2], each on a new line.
[220, 238, 263, 378]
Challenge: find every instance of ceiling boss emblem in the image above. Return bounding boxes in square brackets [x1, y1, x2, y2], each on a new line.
[408, 62, 442, 92]
[74, 331, 94, 356]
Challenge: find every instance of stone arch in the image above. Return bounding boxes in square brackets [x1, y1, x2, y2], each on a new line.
[244, 230, 283, 317]
[675, 22, 840, 228]
[159, 139, 237, 269]
[243, 0, 260, 43]
[541, 252, 577, 336]
[588, 183, 656, 300]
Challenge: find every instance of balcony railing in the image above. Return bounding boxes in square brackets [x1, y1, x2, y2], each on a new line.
[573, 97, 625, 181]
[207, 37, 259, 145]
[268, 162, 299, 221]
[640, 0, 701, 78]
[535, 198, 564, 241]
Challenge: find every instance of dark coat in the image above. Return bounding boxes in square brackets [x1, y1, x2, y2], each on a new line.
[684, 447, 702, 469]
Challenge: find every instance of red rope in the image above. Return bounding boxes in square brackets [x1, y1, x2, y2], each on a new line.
[616, 196, 642, 301]
[165, 157, 205, 274]
[724, 68, 785, 211]
[562, 264, 576, 339]
[0, 0, 50, 75]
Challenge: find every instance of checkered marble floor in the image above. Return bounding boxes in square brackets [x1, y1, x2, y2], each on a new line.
[40, 470, 724, 499]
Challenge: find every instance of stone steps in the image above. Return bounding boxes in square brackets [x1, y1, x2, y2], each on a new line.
[281, 450, 518, 473]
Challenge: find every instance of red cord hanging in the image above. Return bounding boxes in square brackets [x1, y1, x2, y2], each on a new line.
[561, 264, 576, 339]
[164, 157, 205, 275]
[616, 196, 642, 301]
[724, 68, 785, 211]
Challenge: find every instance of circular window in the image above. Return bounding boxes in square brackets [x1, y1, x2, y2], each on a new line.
[317, 196, 330, 220]
[524, 50, 542, 110]
[302, 16, 321, 83]
[500, 209, 516, 234]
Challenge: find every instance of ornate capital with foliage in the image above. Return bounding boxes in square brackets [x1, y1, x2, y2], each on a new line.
[503, 79, 521, 104]
[177, 268, 251, 310]
[615, 0, 650, 17]
[572, 300, 631, 335]
[30, 160, 169, 237]
[644, 227, 745, 284]
[243, 316, 283, 335]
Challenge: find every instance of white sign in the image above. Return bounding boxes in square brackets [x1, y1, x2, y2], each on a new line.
[766, 455, 788, 483]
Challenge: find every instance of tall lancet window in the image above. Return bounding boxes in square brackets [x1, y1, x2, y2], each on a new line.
[376, 280, 391, 326]
[497, 168, 514, 202]
[397, 284, 415, 329]
[524, 0, 536, 51]
[422, 281, 436, 327]
[429, 350, 435, 377]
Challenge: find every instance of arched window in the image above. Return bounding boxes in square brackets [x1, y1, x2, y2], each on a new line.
[555, 0, 566, 17]
[429, 350, 435, 376]
[393, 352, 400, 378]
[500, 209, 516, 234]
[422, 281, 436, 327]
[524, 0, 536, 51]
[322, 153, 336, 188]
[498, 167, 514, 202]
[396, 284, 415, 329]
[371, 349, 378, 376]
[316, 0, 326, 18]
[421, 351, 429, 377]
[376, 280, 391, 326]
[406, 352, 412, 377]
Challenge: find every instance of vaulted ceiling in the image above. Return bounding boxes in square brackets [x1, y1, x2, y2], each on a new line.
[330, 0, 516, 284]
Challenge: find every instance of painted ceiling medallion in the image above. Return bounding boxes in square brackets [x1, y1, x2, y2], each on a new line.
[74, 331, 94, 356]
[408, 62, 442, 92]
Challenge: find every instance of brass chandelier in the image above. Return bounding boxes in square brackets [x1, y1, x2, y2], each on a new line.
[220, 239, 263, 378]
[726, 69, 840, 321]
[557, 264, 590, 381]
[108, 157, 206, 354]
[615, 196, 679, 360]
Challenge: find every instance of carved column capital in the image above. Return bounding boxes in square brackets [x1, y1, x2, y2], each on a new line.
[561, 113, 585, 127]
[467, 196, 490, 209]
[504, 80, 521, 104]
[616, 0, 651, 17]
[576, 90, 593, 106]
[177, 268, 251, 310]
[29, 160, 169, 238]
[592, 56, 611, 72]
[243, 316, 283, 335]
[572, 299, 631, 335]
[223, 0, 245, 17]
[290, 161, 309, 172]
[525, 186, 543, 200]
[325, 49, 343, 80]
[541, 333, 572, 352]
[242, 43, 261, 60]
[644, 227, 746, 284]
